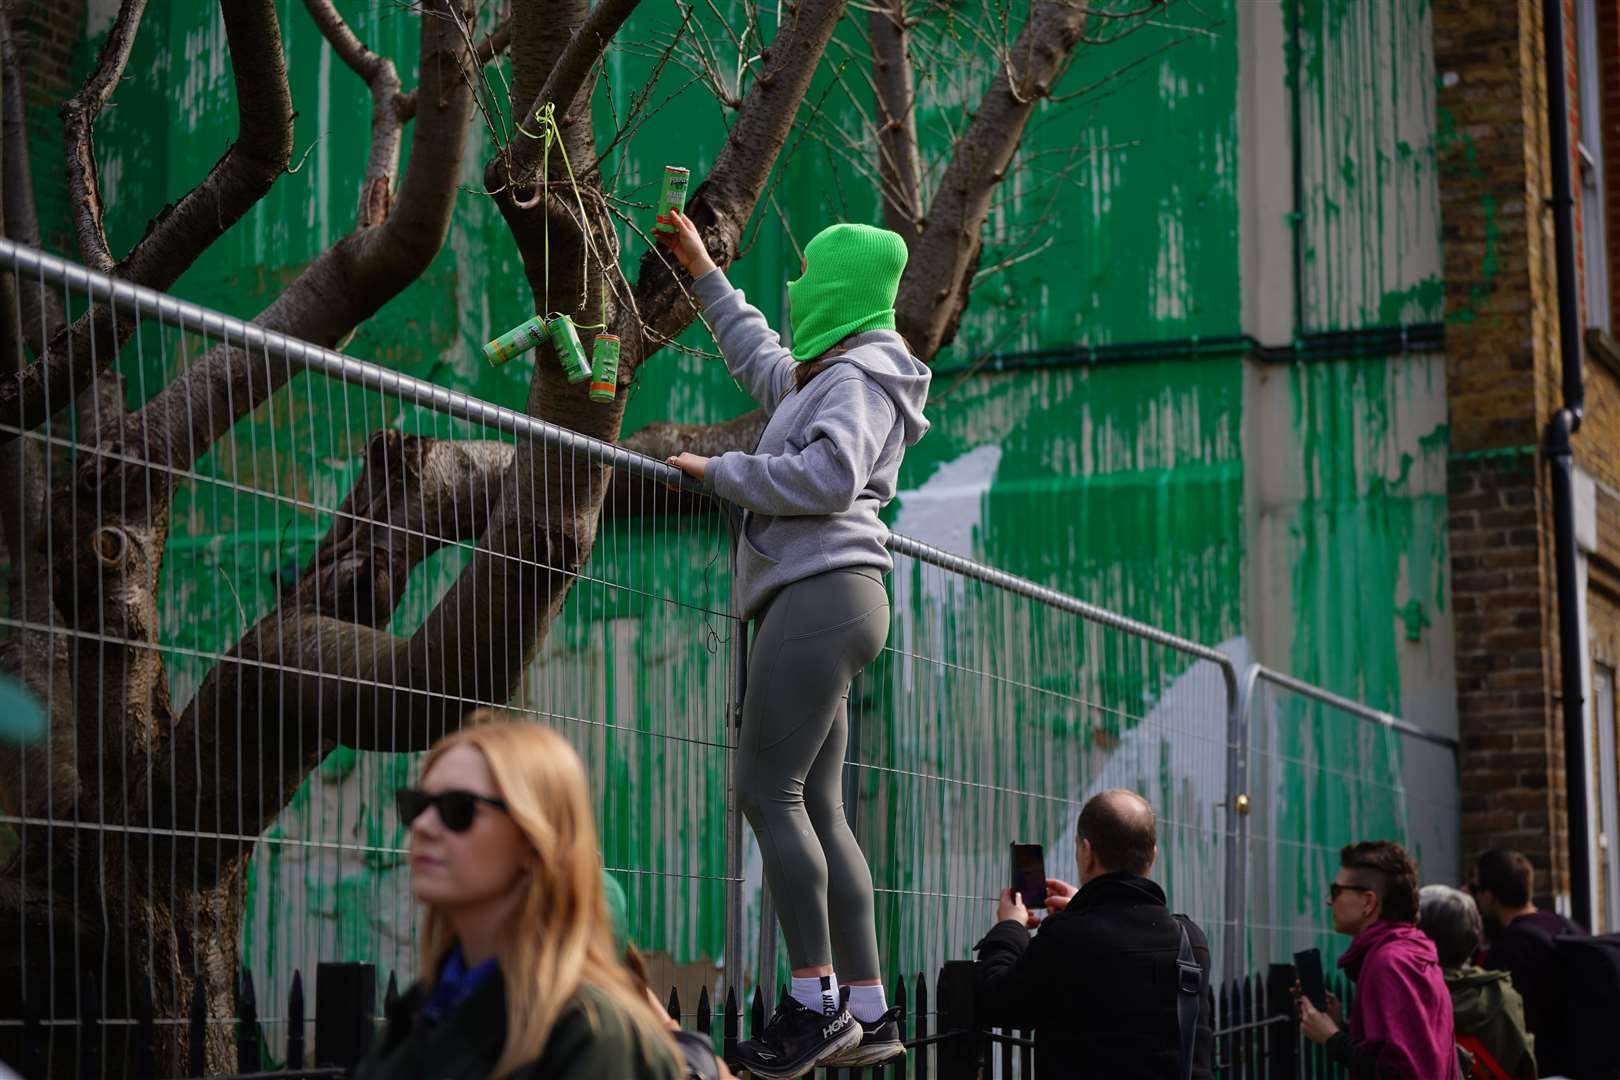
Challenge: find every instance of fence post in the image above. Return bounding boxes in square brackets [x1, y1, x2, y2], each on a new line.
[1265, 963, 1298, 1080]
[723, 987, 740, 1061]
[134, 977, 155, 1080]
[315, 962, 376, 1070]
[188, 973, 207, 1077]
[935, 961, 979, 1080]
[21, 995, 43, 1079]
[287, 970, 306, 1070]
[235, 968, 261, 1073]
[1222, 662, 1259, 981]
[723, 511, 750, 1009]
[77, 974, 98, 1080]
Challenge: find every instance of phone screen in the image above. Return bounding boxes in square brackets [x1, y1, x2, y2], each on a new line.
[1293, 948, 1327, 1010]
[1010, 843, 1047, 912]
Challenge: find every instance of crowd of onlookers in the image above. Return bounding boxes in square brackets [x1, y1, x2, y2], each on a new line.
[132, 706, 1605, 1080]
[971, 793, 1617, 1080]
[348, 709, 1614, 1080]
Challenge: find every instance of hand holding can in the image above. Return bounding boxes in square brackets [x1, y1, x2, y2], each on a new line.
[653, 166, 690, 234]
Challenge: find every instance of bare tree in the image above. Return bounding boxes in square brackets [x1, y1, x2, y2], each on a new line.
[0, 0, 1169, 1071]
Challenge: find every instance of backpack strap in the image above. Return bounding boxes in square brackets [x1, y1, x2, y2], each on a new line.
[1175, 915, 1202, 1080]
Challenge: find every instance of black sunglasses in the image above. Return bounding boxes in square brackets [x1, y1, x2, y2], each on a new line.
[395, 788, 508, 833]
[1328, 883, 1377, 902]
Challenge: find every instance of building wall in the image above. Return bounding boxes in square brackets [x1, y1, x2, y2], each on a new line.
[1435, 0, 1620, 924]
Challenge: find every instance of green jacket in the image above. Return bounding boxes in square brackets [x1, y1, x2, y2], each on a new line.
[1443, 965, 1536, 1080]
[352, 971, 682, 1080]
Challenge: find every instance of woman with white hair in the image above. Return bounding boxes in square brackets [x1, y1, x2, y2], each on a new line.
[1417, 884, 1536, 1080]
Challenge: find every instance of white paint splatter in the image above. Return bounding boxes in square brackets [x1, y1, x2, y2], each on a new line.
[85, 0, 121, 40]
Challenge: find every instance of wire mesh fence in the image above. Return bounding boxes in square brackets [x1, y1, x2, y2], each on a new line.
[1237, 667, 1463, 974]
[0, 240, 1456, 1078]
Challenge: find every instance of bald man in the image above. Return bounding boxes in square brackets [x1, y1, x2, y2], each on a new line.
[975, 789, 1214, 1079]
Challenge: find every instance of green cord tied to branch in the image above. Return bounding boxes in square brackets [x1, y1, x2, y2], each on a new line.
[515, 101, 607, 332]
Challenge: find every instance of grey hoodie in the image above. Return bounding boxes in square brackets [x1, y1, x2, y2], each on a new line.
[692, 268, 931, 621]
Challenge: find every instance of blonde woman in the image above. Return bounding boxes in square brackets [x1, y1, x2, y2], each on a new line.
[353, 716, 681, 1080]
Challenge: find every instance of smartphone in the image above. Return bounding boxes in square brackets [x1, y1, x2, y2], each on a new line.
[1010, 843, 1047, 912]
[1293, 947, 1327, 1010]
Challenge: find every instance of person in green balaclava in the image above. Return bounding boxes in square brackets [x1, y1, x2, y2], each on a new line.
[658, 212, 932, 1077]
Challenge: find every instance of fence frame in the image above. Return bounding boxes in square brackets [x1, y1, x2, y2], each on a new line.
[0, 236, 1461, 1053]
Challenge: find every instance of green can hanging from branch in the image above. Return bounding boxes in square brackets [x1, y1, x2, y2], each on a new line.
[653, 166, 690, 234]
[590, 334, 621, 403]
[483, 315, 548, 367]
[548, 315, 592, 383]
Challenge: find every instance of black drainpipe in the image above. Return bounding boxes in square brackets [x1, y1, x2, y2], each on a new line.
[1542, 0, 1592, 929]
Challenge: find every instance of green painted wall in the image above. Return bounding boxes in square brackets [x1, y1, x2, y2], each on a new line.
[22, 0, 1457, 1042]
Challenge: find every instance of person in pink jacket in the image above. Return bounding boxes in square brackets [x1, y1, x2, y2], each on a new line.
[1296, 841, 1460, 1079]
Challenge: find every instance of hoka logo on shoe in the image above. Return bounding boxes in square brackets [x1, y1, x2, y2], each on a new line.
[822, 1014, 851, 1039]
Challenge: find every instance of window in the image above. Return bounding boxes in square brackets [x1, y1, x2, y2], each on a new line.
[1596, 664, 1620, 932]
[1577, 0, 1611, 331]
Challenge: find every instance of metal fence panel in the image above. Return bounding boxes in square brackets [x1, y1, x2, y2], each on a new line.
[0, 241, 1458, 1078]
[1238, 667, 1460, 974]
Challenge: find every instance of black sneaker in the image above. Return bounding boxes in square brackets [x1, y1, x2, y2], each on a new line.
[729, 991, 861, 1079]
[821, 1005, 906, 1067]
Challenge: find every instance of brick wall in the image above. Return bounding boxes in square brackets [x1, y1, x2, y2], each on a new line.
[1447, 453, 1565, 901]
[1436, 0, 1571, 902]
[1439, 0, 1620, 910]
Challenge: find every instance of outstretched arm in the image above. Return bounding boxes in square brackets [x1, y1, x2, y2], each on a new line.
[659, 209, 795, 412]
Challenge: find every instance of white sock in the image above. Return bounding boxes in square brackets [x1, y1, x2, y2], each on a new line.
[847, 983, 888, 1023]
[790, 974, 839, 1016]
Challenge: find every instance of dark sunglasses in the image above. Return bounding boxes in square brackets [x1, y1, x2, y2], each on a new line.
[395, 788, 507, 833]
[1328, 883, 1377, 902]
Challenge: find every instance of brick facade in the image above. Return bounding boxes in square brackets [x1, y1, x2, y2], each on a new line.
[1439, 0, 1620, 918]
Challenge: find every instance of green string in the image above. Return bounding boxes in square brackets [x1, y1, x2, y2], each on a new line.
[516, 102, 607, 331]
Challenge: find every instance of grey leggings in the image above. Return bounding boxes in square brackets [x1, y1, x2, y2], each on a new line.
[737, 567, 890, 979]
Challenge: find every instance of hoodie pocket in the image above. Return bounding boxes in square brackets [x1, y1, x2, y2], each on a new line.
[739, 515, 781, 568]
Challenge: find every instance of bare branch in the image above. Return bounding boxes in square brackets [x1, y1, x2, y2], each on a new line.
[0, 0, 293, 447]
[869, 0, 924, 245]
[629, 0, 851, 358]
[302, 0, 405, 227]
[398, 13, 513, 121]
[144, 428, 513, 883]
[605, 408, 769, 517]
[505, 0, 642, 186]
[301, 0, 390, 81]
[896, 0, 1092, 359]
[118, 0, 294, 287]
[62, 0, 147, 272]
[130, 0, 477, 474]
[284, 431, 515, 623]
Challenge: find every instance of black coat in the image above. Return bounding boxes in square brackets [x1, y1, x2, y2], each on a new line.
[974, 872, 1215, 1080]
[351, 970, 681, 1080]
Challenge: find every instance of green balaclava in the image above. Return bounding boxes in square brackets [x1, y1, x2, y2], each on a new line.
[787, 223, 909, 361]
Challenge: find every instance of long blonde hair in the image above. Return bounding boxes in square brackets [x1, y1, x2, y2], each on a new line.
[416, 714, 672, 1077]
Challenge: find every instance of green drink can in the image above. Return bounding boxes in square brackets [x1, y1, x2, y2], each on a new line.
[548, 315, 591, 383]
[590, 334, 621, 403]
[653, 165, 690, 233]
[482, 314, 547, 367]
